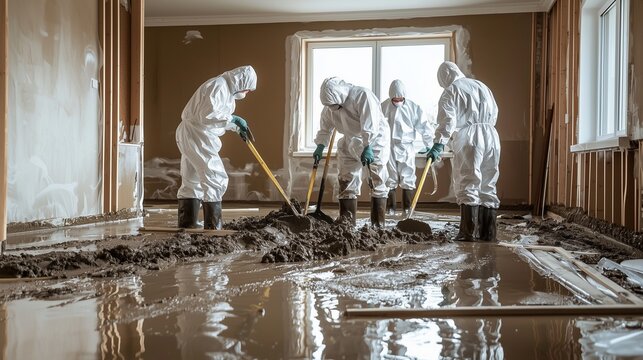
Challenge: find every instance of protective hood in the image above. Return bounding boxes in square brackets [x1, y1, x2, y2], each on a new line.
[223, 65, 257, 93]
[388, 79, 406, 99]
[437, 61, 465, 88]
[320, 77, 351, 106]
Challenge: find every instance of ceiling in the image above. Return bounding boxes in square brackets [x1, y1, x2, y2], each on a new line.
[145, 0, 555, 26]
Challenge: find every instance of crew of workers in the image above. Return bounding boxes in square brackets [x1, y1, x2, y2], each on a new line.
[175, 61, 500, 242]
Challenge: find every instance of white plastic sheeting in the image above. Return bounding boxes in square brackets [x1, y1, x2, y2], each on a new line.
[7, 0, 102, 222]
[144, 157, 277, 201]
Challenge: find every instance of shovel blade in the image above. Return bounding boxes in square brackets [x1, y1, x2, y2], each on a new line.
[308, 209, 334, 224]
[396, 218, 432, 234]
[276, 215, 313, 234]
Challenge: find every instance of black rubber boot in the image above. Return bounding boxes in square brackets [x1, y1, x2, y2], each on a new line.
[402, 189, 413, 215]
[386, 189, 396, 215]
[370, 197, 387, 228]
[203, 201, 223, 230]
[455, 204, 478, 242]
[178, 198, 200, 228]
[339, 199, 357, 225]
[478, 206, 498, 242]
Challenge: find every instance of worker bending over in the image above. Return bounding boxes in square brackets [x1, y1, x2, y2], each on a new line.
[175, 65, 257, 229]
[313, 77, 391, 227]
[424, 62, 500, 241]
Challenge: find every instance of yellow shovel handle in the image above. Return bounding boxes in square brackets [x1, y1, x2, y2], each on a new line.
[303, 165, 318, 215]
[408, 158, 433, 219]
[246, 140, 299, 215]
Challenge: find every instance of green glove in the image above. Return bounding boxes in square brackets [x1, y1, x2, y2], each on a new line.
[231, 115, 250, 141]
[419, 143, 445, 161]
[360, 145, 374, 166]
[313, 144, 325, 164]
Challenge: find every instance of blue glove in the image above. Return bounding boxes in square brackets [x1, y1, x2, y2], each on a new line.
[360, 145, 374, 166]
[231, 115, 250, 141]
[313, 144, 325, 164]
[419, 143, 445, 161]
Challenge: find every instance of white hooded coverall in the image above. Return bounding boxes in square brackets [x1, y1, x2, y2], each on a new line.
[381, 80, 435, 190]
[434, 62, 501, 209]
[176, 65, 257, 202]
[315, 77, 391, 199]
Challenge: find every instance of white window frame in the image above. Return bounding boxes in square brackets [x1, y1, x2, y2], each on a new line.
[573, 0, 630, 152]
[299, 35, 453, 154]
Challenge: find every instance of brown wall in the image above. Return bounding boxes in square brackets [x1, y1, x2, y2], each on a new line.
[145, 13, 533, 205]
[631, 0, 643, 140]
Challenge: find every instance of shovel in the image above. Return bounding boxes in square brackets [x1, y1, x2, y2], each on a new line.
[303, 159, 319, 216]
[396, 158, 434, 233]
[308, 129, 337, 224]
[243, 136, 312, 232]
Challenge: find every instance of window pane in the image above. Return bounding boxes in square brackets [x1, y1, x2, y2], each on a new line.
[309, 46, 373, 146]
[380, 44, 446, 148]
[600, 3, 618, 136]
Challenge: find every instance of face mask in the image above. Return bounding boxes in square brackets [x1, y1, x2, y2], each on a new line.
[392, 98, 404, 107]
[330, 104, 342, 111]
[234, 92, 247, 100]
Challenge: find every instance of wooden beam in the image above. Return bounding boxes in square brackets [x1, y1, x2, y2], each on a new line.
[624, 150, 635, 229]
[589, 152, 596, 217]
[103, 0, 113, 213]
[344, 305, 643, 318]
[529, 13, 536, 206]
[0, 0, 6, 249]
[129, 0, 144, 143]
[111, 0, 120, 211]
[614, 151, 623, 225]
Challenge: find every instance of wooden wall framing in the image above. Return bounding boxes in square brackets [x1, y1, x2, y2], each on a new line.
[100, 0, 144, 213]
[0, 0, 6, 245]
[538, 0, 641, 231]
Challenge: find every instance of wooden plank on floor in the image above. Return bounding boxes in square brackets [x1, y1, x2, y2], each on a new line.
[139, 227, 237, 236]
[344, 304, 643, 318]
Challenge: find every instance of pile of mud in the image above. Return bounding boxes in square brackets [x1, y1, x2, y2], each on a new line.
[224, 201, 304, 231]
[262, 217, 445, 263]
[549, 205, 643, 252]
[0, 230, 277, 278]
[527, 219, 634, 263]
[0, 201, 445, 278]
[225, 201, 444, 263]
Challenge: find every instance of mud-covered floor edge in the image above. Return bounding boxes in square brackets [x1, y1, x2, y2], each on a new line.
[548, 205, 643, 254]
[6, 209, 143, 234]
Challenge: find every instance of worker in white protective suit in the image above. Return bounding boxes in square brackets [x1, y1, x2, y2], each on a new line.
[313, 77, 391, 227]
[423, 61, 500, 242]
[175, 65, 257, 229]
[381, 79, 435, 216]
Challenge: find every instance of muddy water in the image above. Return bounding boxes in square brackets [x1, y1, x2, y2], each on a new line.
[1, 207, 642, 358]
[0, 242, 639, 358]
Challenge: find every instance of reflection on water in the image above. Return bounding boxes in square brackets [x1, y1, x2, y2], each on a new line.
[0, 242, 640, 358]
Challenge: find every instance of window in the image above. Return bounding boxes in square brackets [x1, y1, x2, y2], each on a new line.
[577, 0, 629, 148]
[301, 36, 453, 152]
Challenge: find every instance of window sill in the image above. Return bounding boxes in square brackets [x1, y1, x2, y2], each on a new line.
[569, 136, 631, 153]
[291, 151, 454, 158]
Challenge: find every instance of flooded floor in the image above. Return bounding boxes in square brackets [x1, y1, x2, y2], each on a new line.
[0, 206, 642, 359]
